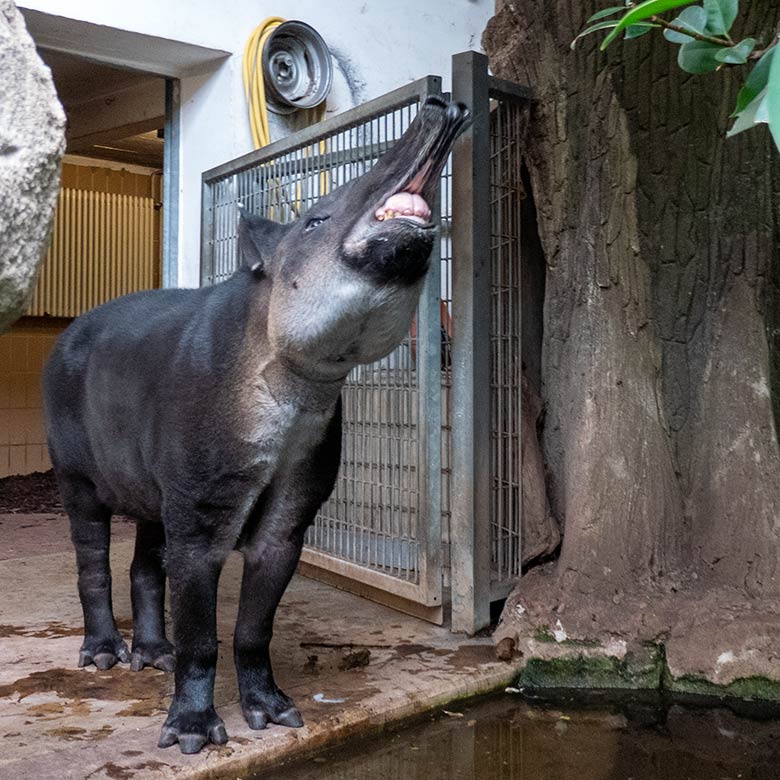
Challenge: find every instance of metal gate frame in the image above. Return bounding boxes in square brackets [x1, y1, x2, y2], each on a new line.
[199, 55, 531, 633]
[450, 51, 531, 633]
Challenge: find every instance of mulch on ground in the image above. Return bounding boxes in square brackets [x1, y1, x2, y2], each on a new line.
[0, 470, 63, 514]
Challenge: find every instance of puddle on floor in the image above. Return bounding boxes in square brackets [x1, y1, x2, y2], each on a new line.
[251, 691, 780, 780]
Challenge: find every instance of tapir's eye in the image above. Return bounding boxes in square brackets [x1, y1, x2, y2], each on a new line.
[304, 215, 330, 232]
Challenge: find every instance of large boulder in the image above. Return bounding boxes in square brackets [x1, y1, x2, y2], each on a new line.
[0, 0, 65, 333]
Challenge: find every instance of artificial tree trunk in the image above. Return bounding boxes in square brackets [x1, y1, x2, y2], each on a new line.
[485, 2, 780, 679]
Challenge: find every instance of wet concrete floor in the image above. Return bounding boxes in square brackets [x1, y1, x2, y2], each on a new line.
[256, 691, 780, 780]
[0, 513, 521, 779]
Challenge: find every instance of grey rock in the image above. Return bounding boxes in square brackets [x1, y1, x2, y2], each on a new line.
[0, 0, 65, 333]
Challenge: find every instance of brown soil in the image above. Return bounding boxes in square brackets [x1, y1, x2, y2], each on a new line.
[0, 470, 63, 514]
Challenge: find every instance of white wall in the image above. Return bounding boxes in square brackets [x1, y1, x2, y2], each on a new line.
[20, 0, 492, 286]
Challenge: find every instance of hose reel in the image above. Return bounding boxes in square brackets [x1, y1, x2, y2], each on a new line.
[262, 20, 332, 115]
[243, 18, 333, 148]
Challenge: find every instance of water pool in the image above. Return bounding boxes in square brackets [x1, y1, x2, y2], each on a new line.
[253, 691, 780, 779]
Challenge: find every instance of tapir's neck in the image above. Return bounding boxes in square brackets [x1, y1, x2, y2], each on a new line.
[230, 268, 348, 413]
[260, 356, 345, 412]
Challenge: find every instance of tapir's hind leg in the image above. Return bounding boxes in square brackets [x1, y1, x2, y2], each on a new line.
[60, 473, 130, 670]
[129, 521, 175, 672]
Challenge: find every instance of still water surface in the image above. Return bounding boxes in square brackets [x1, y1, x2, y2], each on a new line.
[255, 691, 780, 780]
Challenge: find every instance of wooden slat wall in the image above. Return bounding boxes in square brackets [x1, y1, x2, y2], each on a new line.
[28, 189, 157, 317]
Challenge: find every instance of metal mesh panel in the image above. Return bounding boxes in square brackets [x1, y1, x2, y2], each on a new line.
[204, 106, 419, 285]
[302, 105, 423, 582]
[489, 99, 524, 584]
[201, 65, 531, 623]
[201, 80, 444, 602]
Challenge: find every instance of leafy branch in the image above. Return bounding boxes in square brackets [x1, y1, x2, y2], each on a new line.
[649, 15, 731, 48]
[572, 0, 780, 151]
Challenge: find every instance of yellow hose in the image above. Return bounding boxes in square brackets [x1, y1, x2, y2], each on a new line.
[242, 17, 330, 218]
[242, 17, 286, 149]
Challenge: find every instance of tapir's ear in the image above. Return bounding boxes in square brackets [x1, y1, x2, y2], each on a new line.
[237, 206, 287, 277]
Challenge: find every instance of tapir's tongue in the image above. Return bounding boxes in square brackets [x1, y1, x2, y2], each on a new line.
[375, 192, 431, 224]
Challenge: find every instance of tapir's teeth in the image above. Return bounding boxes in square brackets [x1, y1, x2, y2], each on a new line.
[374, 190, 431, 224]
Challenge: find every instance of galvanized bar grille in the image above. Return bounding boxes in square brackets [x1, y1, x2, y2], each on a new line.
[489, 97, 524, 584]
[201, 64, 531, 624]
[312, 102, 429, 585]
[317, 361, 421, 582]
[29, 189, 157, 317]
[201, 78, 444, 605]
[203, 116, 416, 285]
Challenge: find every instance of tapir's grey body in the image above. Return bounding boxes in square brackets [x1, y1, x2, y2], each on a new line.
[42, 97, 468, 754]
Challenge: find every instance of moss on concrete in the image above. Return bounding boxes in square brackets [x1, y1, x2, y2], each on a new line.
[518, 644, 662, 690]
[517, 642, 780, 703]
[663, 669, 780, 701]
[533, 627, 556, 643]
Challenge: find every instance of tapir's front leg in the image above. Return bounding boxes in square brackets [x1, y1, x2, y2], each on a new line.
[235, 402, 342, 732]
[235, 524, 308, 729]
[158, 506, 233, 754]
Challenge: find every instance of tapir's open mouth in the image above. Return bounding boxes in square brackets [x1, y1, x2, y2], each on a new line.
[375, 191, 431, 224]
[372, 98, 469, 228]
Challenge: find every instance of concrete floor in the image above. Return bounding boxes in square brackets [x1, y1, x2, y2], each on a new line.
[0, 513, 521, 780]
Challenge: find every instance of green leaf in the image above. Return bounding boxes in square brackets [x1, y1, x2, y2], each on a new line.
[601, 0, 698, 49]
[663, 6, 708, 44]
[571, 19, 619, 49]
[677, 39, 722, 73]
[768, 38, 780, 152]
[727, 87, 768, 138]
[702, 0, 738, 35]
[756, 93, 770, 123]
[732, 46, 776, 116]
[624, 22, 658, 39]
[587, 5, 628, 23]
[715, 38, 756, 64]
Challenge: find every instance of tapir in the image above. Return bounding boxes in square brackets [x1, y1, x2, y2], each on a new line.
[42, 96, 469, 754]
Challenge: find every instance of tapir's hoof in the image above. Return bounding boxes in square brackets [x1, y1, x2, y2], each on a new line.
[129, 640, 175, 672]
[158, 706, 228, 754]
[276, 707, 304, 728]
[243, 705, 304, 730]
[78, 636, 130, 669]
[241, 689, 304, 730]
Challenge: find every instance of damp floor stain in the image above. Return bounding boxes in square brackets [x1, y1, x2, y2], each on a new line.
[0, 666, 171, 718]
[85, 760, 172, 780]
[251, 692, 780, 780]
[44, 724, 114, 741]
[0, 618, 132, 640]
[0, 622, 82, 639]
[394, 643, 451, 659]
[26, 699, 93, 719]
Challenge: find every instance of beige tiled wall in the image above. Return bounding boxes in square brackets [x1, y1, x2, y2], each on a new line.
[0, 319, 69, 477]
[1, 161, 160, 479]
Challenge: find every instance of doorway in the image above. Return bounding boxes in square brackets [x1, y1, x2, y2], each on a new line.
[0, 51, 171, 478]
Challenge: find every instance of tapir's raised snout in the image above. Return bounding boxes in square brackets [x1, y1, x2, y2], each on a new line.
[334, 96, 470, 285]
[367, 96, 470, 226]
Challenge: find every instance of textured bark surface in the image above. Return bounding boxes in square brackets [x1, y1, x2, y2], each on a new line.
[520, 376, 559, 565]
[0, 0, 65, 333]
[484, 2, 780, 675]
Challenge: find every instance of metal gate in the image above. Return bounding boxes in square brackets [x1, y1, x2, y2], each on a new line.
[200, 52, 530, 632]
